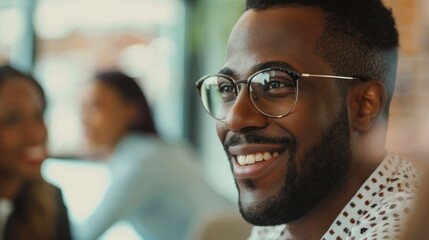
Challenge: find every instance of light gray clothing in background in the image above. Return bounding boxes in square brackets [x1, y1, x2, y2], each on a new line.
[75, 134, 237, 240]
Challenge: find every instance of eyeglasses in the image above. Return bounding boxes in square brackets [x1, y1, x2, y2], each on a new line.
[195, 67, 361, 120]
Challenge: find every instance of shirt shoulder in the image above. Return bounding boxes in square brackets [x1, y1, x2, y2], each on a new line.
[347, 190, 415, 240]
[322, 153, 421, 240]
[347, 156, 421, 240]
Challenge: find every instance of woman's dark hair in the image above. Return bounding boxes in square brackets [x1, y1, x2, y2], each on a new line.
[94, 71, 158, 136]
[0, 65, 47, 111]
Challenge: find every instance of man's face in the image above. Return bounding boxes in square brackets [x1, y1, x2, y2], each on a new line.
[217, 7, 353, 225]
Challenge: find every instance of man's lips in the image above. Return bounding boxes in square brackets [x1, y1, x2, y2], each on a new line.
[228, 144, 285, 179]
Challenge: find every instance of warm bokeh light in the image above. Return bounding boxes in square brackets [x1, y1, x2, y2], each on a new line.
[384, 0, 429, 164]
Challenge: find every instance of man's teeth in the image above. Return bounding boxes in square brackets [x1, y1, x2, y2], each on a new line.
[237, 152, 279, 166]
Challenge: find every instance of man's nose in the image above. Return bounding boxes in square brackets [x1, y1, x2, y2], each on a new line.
[224, 89, 268, 133]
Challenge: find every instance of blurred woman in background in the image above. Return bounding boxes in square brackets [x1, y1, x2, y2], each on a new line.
[0, 65, 71, 240]
[81, 71, 158, 159]
[77, 71, 245, 240]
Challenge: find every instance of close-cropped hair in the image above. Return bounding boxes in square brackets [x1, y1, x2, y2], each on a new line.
[246, 0, 399, 116]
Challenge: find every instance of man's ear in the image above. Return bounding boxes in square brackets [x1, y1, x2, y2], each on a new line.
[348, 80, 387, 132]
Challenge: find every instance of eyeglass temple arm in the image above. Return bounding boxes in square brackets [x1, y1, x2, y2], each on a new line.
[301, 73, 360, 80]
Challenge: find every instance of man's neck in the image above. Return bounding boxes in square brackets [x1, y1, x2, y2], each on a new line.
[286, 158, 382, 240]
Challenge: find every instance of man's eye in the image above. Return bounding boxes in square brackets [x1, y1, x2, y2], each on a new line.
[268, 81, 285, 89]
[219, 84, 235, 94]
[264, 78, 294, 90]
[260, 77, 296, 98]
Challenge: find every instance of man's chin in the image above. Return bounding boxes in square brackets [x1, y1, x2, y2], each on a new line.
[239, 204, 267, 225]
[238, 190, 299, 226]
[239, 197, 311, 226]
[235, 178, 292, 225]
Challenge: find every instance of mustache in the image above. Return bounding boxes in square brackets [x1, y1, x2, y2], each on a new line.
[224, 132, 296, 149]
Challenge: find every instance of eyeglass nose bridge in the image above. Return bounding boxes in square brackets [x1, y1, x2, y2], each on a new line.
[235, 79, 265, 104]
[230, 79, 259, 101]
[222, 80, 262, 123]
[227, 78, 274, 120]
[232, 79, 248, 91]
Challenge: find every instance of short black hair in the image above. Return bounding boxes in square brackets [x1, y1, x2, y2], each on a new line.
[246, 0, 399, 116]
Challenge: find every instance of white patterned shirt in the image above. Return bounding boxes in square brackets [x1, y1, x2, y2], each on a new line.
[248, 153, 421, 240]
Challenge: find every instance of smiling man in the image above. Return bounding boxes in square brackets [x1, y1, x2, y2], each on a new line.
[195, 0, 421, 239]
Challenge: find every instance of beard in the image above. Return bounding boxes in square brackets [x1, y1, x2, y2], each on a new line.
[223, 106, 352, 226]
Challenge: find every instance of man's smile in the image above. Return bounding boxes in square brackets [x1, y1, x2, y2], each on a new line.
[236, 151, 279, 166]
[228, 144, 287, 179]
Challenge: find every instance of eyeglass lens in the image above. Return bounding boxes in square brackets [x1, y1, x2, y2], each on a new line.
[199, 69, 298, 120]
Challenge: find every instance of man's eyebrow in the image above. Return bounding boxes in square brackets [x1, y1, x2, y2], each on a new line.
[251, 61, 298, 73]
[218, 67, 236, 77]
[218, 61, 298, 79]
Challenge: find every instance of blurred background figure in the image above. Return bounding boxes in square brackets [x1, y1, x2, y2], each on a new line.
[80, 71, 158, 159]
[0, 65, 71, 240]
[74, 70, 250, 240]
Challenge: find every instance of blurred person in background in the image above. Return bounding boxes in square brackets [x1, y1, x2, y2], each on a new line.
[0, 65, 72, 240]
[76, 71, 247, 240]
